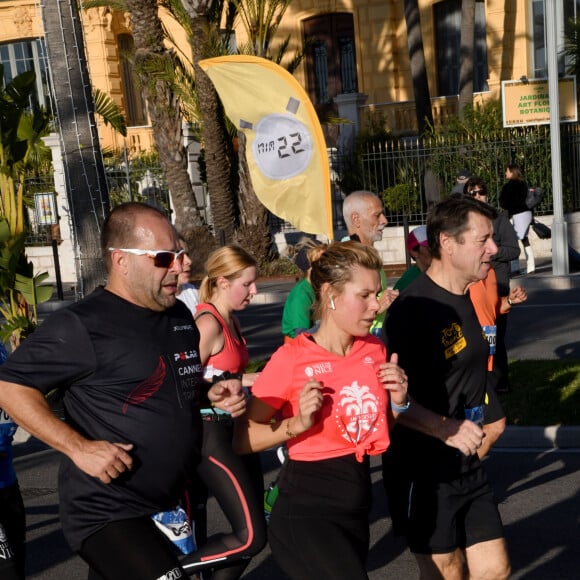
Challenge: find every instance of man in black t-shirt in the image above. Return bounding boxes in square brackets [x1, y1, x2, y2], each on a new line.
[0, 203, 246, 580]
[382, 196, 510, 580]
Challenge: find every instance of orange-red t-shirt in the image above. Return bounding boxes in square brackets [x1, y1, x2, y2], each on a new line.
[251, 333, 391, 462]
[195, 303, 249, 378]
[469, 267, 501, 371]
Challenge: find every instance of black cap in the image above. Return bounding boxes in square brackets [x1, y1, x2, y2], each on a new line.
[457, 168, 471, 181]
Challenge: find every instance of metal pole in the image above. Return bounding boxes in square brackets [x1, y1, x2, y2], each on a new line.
[545, 0, 569, 275]
[52, 238, 64, 300]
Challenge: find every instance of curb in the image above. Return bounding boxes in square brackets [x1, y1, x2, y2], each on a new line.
[252, 291, 290, 305]
[494, 425, 580, 449]
[512, 272, 580, 291]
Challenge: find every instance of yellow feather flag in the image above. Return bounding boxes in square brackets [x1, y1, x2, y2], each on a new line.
[198, 55, 333, 239]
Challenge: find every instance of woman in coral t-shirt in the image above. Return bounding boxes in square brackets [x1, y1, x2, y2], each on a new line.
[235, 241, 409, 579]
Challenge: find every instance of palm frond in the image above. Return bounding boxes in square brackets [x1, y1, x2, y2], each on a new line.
[93, 89, 127, 137]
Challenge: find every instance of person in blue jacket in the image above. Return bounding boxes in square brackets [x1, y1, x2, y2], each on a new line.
[0, 341, 25, 580]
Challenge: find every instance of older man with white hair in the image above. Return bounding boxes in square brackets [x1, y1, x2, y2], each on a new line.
[342, 190, 399, 334]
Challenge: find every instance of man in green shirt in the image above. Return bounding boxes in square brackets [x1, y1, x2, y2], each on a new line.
[394, 225, 432, 292]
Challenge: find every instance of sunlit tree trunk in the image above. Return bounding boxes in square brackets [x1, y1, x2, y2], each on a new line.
[403, 0, 434, 135]
[124, 0, 212, 264]
[458, 0, 476, 117]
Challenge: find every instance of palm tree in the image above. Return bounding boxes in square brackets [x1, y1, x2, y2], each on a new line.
[564, 17, 580, 77]
[170, 0, 306, 265]
[83, 0, 216, 274]
[458, 0, 476, 117]
[403, 0, 434, 135]
[0, 68, 53, 347]
[180, 0, 239, 247]
[122, 0, 214, 249]
[229, 0, 307, 263]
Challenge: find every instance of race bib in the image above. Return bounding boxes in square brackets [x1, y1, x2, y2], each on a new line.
[482, 325, 497, 356]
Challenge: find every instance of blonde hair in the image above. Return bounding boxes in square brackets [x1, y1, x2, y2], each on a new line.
[310, 241, 382, 319]
[306, 243, 327, 265]
[198, 245, 257, 303]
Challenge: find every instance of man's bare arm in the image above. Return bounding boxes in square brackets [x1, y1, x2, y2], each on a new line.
[397, 399, 484, 456]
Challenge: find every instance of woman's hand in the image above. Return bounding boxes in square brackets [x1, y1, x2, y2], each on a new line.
[290, 379, 324, 435]
[377, 353, 408, 407]
[209, 378, 247, 417]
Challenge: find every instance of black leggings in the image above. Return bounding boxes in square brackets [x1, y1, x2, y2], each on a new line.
[183, 419, 267, 580]
[269, 455, 372, 580]
[80, 516, 187, 580]
[0, 482, 25, 580]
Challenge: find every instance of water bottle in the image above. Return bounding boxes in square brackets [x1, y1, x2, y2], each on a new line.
[464, 404, 484, 427]
[263, 481, 279, 523]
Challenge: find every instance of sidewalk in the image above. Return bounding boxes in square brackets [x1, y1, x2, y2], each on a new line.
[252, 259, 580, 304]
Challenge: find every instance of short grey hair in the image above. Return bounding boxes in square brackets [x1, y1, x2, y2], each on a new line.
[342, 190, 381, 230]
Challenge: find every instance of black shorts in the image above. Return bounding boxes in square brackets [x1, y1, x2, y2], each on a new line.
[80, 516, 186, 580]
[484, 373, 506, 425]
[407, 467, 504, 554]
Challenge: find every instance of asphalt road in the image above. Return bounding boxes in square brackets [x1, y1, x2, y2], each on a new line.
[15, 443, 580, 579]
[237, 279, 580, 363]
[15, 275, 580, 578]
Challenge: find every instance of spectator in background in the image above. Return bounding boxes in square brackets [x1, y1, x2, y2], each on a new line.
[176, 236, 199, 314]
[468, 268, 527, 457]
[342, 190, 399, 335]
[394, 225, 432, 292]
[282, 239, 327, 342]
[466, 177, 521, 392]
[499, 164, 535, 275]
[0, 343, 25, 580]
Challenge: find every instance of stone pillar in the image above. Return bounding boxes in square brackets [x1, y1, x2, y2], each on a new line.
[40, 133, 76, 285]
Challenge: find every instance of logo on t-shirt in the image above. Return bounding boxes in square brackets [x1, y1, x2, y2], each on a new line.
[122, 356, 166, 414]
[173, 350, 198, 362]
[441, 322, 467, 359]
[173, 324, 194, 332]
[334, 381, 383, 445]
[304, 362, 333, 377]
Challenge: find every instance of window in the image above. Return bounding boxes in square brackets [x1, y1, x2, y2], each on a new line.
[532, 0, 580, 78]
[0, 38, 52, 111]
[434, 0, 488, 96]
[531, 0, 546, 77]
[303, 13, 358, 110]
[118, 34, 147, 127]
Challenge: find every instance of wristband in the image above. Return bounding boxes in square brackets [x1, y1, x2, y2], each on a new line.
[507, 297, 513, 306]
[391, 398, 411, 413]
[212, 371, 243, 384]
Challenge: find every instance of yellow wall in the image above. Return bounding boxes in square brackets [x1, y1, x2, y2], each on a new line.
[277, 0, 533, 106]
[1, 0, 535, 148]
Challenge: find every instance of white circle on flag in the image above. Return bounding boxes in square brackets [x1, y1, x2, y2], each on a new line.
[252, 113, 313, 180]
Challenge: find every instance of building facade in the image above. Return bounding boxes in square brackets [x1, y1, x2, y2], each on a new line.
[1, 0, 577, 283]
